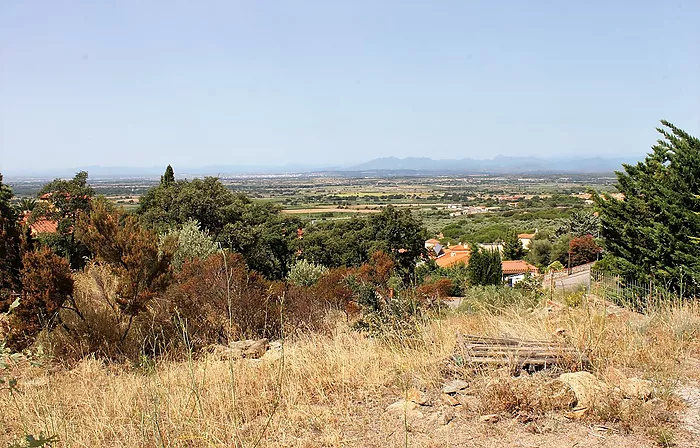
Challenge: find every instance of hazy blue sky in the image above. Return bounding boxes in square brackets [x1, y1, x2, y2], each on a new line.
[1, 1, 699, 173]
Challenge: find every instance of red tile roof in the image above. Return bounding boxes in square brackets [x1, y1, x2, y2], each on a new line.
[30, 218, 59, 234]
[20, 212, 59, 235]
[436, 251, 470, 268]
[517, 233, 536, 240]
[502, 260, 538, 275]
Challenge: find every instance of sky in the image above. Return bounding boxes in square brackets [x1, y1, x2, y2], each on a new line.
[1, 1, 699, 174]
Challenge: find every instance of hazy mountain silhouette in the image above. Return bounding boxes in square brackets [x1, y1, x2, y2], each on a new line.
[346, 156, 638, 174]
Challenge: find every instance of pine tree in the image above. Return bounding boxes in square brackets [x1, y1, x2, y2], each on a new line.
[594, 121, 700, 294]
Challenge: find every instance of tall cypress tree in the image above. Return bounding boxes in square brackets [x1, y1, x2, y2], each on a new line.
[594, 121, 700, 294]
[467, 246, 503, 286]
[502, 230, 524, 260]
[161, 165, 175, 186]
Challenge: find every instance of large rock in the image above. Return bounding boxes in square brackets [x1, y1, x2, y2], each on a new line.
[558, 371, 608, 408]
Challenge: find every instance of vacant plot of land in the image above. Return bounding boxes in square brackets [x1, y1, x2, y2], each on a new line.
[3, 296, 699, 447]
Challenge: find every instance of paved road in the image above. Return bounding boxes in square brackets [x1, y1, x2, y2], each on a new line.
[545, 269, 591, 292]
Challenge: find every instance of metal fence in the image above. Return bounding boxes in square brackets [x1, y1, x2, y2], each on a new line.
[589, 269, 696, 311]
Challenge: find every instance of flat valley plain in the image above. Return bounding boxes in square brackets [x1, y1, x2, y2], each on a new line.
[7, 172, 617, 234]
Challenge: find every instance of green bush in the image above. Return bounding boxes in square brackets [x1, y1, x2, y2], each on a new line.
[287, 259, 328, 287]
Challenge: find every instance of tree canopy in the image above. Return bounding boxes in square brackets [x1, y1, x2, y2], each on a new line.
[138, 170, 302, 279]
[33, 171, 95, 267]
[299, 206, 428, 279]
[595, 121, 700, 293]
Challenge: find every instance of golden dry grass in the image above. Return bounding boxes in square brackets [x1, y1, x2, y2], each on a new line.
[2, 296, 700, 447]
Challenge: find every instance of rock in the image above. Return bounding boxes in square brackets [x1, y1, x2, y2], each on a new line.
[564, 407, 589, 420]
[439, 409, 456, 425]
[621, 377, 653, 400]
[553, 327, 567, 338]
[604, 367, 653, 400]
[243, 339, 269, 358]
[261, 347, 282, 362]
[386, 399, 424, 418]
[386, 399, 419, 412]
[217, 339, 271, 360]
[558, 371, 608, 408]
[442, 379, 469, 394]
[479, 414, 500, 424]
[441, 393, 460, 406]
[406, 388, 429, 405]
[210, 344, 243, 359]
[456, 394, 478, 410]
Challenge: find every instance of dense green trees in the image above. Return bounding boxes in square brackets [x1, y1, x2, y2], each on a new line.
[299, 206, 428, 279]
[33, 171, 95, 268]
[467, 247, 502, 286]
[138, 171, 302, 279]
[595, 121, 700, 293]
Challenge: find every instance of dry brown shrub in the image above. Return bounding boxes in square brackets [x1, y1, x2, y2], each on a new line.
[6, 247, 73, 350]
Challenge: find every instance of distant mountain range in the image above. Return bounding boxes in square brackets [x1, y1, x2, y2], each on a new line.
[345, 156, 638, 174]
[3, 155, 640, 179]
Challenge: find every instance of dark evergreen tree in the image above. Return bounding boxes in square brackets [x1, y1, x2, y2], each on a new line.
[467, 247, 502, 286]
[161, 165, 175, 186]
[594, 121, 700, 294]
[0, 174, 23, 301]
[502, 230, 524, 260]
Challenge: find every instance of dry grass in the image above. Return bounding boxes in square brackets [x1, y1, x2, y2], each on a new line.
[2, 295, 700, 447]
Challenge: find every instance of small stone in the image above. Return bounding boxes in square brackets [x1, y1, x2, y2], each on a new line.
[442, 379, 469, 394]
[604, 367, 653, 400]
[406, 388, 429, 405]
[479, 414, 500, 424]
[386, 399, 419, 413]
[440, 409, 455, 425]
[386, 399, 424, 418]
[564, 407, 589, 420]
[553, 327, 567, 338]
[441, 393, 460, 406]
[456, 394, 478, 410]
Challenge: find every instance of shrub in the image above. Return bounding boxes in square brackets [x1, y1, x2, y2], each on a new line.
[6, 247, 73, 350]
[159, 253, 281, 350]
[415, 278, 454, 304]
[287, 259, 328, 287]
[161, 219, 219, 270]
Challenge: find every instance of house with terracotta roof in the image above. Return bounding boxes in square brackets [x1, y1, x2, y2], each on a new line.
[20, 212, 59, 236]
[434, 244, 471, 268]
[502, 260, 538, 286]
